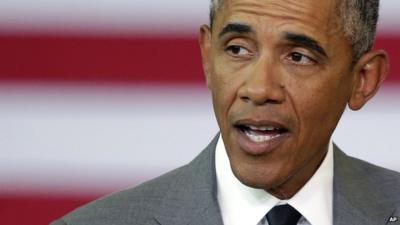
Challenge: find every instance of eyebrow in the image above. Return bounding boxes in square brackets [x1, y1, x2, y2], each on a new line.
[218, 23, 254, 38]
[283, 32, 327, 57]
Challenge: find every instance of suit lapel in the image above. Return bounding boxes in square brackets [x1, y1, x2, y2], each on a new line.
[333, 145, 397, 225]
[154, 134, 224, 225]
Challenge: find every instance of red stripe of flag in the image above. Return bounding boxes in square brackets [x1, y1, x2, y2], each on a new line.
[0, 195, 98, 225]
[0, 34, 398, 84]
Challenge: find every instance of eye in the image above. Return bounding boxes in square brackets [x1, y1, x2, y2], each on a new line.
[286, 52, 316, 66]
[226, 45, 251, 58]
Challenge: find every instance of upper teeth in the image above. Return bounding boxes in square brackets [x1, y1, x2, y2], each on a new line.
[248, 125, 276, 131]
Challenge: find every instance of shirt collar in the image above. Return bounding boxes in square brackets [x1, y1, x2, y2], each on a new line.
[215, 135, 333, 225]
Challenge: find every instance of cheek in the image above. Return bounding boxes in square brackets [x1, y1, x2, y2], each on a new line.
[288, 74, 351, 139]
[210, 59, 247, 109]
[209, 65, 242, 129]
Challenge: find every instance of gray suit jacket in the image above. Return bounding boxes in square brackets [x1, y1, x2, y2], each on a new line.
[51, 135, 400, 225]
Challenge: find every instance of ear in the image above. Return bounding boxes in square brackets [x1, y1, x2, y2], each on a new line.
[348, 50, 389, 110]
[199, 25, 212, 89]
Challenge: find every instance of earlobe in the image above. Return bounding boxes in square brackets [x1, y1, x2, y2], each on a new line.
[199, 25, 212, 89]
[348, 50, 389, 110]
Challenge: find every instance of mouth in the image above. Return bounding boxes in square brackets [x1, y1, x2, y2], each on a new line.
[233, 121, 290, 155]
[236, 124, 288, 142]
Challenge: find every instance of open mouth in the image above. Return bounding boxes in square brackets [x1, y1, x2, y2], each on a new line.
[235, 124, 289, 143]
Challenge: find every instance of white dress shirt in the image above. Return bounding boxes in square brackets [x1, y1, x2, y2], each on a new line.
[215, 136, 333, 225]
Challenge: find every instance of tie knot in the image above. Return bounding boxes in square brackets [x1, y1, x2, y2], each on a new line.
[266, 204, 301, 225]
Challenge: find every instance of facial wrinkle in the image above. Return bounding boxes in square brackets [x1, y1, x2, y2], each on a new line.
[228, 0, 320, 27]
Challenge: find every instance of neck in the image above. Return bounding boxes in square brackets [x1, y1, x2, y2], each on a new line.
[267, 148, 328, 199]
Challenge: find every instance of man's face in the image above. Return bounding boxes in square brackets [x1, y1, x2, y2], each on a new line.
[201, 0, 358, 198]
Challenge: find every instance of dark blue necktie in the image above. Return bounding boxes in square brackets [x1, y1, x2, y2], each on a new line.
[266, 204, 301, 225]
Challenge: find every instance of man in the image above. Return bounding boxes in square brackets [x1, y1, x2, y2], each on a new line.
[51, 0, 400, 224]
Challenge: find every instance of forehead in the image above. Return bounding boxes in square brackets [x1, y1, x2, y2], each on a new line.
[215, 0, 341, 37]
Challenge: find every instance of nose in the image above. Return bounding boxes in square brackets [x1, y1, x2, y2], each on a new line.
[238, 59, 285, 105]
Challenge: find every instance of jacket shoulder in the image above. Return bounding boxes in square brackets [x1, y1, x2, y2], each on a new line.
[350, 155, 400, 180]
[347, 155, 400, 195]
[52, 165, 188, 225]
[52, 134, 220, 225]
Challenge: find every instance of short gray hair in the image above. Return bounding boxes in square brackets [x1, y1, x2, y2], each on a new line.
[209, 0, 223, 27]
[209, 0, 380, 61]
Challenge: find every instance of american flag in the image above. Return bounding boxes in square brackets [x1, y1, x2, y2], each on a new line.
[0, 1, 398, 224]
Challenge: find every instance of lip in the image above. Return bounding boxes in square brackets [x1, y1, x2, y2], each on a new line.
[233, 119, 290, 155]
[234, 119, 289, 130]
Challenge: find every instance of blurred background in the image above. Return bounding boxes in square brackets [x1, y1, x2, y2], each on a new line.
[0, 0, 398, 224]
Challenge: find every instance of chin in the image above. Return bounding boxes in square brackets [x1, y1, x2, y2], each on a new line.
[231, 162, 287, 190]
